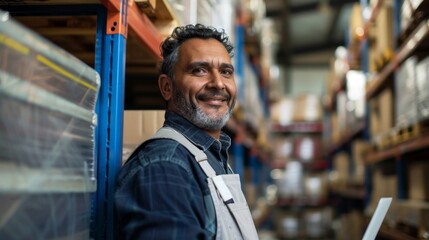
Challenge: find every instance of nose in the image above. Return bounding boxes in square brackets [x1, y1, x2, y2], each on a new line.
[207, 71, 225, 90]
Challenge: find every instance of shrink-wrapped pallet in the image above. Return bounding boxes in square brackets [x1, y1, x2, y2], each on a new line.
[0, 11, 99, 239]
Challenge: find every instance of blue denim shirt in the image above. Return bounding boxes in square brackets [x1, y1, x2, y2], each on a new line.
[115, 111, 232, 240]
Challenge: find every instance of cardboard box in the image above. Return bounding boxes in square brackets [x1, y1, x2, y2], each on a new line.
[122, 110, 165, 162]
[303, 208, 332, 238]
[378, 88, 394, 134]
[352, 140, 370, 182]
[366, 168, 397, 215]
[408, 161, 429, 201]
[275, 211, 301, 239]
[304, 173, 328, 201]
[369, 87, 393, 139]
[333, 152, 350, 183]
[331, 112, 341, 144]
[375, 4, 395, 58]
[292, 94, 322, 122]
[336, 210, 364, 240]
[395, 200, 429, 238]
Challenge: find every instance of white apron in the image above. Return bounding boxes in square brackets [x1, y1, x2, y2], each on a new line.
[151, 127, 259, 240]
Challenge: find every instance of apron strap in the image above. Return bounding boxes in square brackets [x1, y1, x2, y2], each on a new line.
[151, 127, 234, 204]
[152, 127, 216, 177]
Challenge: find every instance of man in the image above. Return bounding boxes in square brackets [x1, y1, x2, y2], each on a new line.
[115, 24, 258, 240]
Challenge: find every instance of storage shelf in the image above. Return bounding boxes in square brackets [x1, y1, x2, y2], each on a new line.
[364, 134, 429, 164]
[0, 163, 96, 193]
[398, 0, 429, 44]
[327, 121, 365, 155]
[271, 122, 323, 133]
[101, 0, 179, 58]
[378, 224, 418, 240]
[366, 19, 429, 100]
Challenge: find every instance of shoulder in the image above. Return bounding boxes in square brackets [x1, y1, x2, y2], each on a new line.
[119, 138, 196, 179]
[115, 138, 202, 192]
[139, 138, 193, 168]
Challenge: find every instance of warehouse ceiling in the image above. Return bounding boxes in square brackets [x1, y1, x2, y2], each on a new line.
[265, 0, 359, 66]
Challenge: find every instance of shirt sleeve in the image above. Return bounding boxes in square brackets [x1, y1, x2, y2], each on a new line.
[115, 159, 211, 240]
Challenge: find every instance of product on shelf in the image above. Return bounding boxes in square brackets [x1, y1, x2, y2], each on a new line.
[370, 88, 393, 149]
[303, 173, 328, 201]
[0, 11, 99, 239]
[293, 94, 322, 123]
[270, 94, 322, 126]
[351, 140, 370, 183]
[366, 168, 397, 216]
[275, 211, 300, 239]
[416, 55, 429, 120]
[275, 161, 304, 199]
[293, 136, 322, 163]
[408, 160, 429, 201]
[303, 208, 332, 238]
[374, 3, 395, 65]
[395, 56, 418, 128]
[330, 152, 350, 190]
[336, 210, 364, 240]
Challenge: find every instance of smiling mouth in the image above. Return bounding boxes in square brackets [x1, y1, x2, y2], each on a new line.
[199, 97, 229, 108]
[197, 92, 230, 103]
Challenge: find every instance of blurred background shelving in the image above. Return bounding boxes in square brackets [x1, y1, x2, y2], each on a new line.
[1, 0, 429, 239]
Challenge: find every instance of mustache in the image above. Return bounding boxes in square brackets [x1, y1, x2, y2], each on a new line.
[197, 91, 231, 101]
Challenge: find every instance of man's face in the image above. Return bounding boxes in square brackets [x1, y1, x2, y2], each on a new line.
[169, 38, 237, 131]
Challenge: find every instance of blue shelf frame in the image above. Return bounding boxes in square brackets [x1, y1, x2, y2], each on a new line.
[93, 4, 127, 239]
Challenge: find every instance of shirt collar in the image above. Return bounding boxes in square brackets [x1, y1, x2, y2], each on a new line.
[163, 111, 231, 152]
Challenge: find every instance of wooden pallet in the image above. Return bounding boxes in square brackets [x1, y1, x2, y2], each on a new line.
[391, 123, 421, 145]
[374, 122, 425, 150]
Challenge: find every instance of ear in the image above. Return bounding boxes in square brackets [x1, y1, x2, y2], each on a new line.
[158, 74, 172, 101]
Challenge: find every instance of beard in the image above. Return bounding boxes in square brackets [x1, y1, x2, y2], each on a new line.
[172, 88, 235, 131]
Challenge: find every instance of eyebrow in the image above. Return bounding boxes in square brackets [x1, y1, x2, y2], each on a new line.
[187, 61, 235, 72]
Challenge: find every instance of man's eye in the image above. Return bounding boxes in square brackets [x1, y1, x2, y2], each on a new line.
[221, 69, 234, 76]
[192, 68, 207, 75]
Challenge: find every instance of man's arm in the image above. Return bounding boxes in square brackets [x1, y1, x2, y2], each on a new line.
[115, 159, 211, 240]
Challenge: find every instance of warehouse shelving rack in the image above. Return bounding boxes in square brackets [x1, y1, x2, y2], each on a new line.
[0, 1, 167, 239]
[361, 0, 429, 200]
[269, 120, 334, 239]
[327, 0, 429, 238]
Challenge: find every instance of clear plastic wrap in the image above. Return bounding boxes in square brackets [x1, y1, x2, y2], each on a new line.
[0, 10, 99, 239]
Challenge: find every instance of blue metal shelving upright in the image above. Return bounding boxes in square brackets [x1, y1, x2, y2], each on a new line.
[93, 2, 127, 239]
[233, 22, 246, 183]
